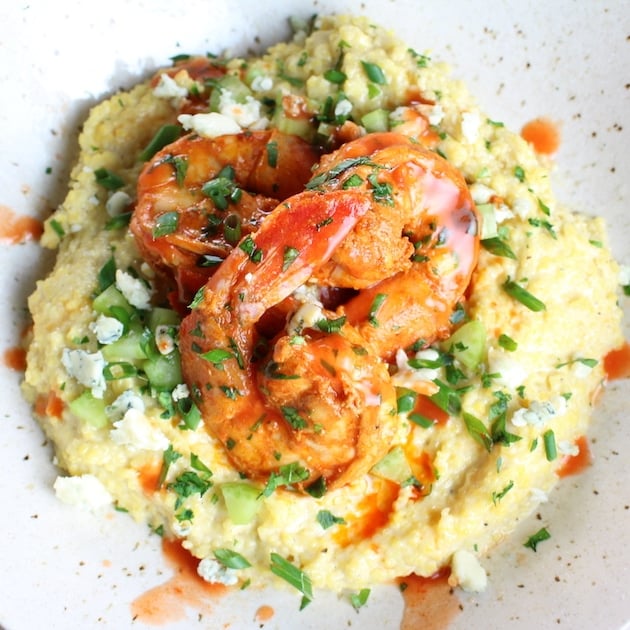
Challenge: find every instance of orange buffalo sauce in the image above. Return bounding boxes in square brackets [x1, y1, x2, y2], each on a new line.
[138, 460, 163, 496]
[3, 346, 26, 371]
[521, 117, 560, 155]
[557, 435, 592, 478]
[398, 570, 461, 630]
[0, 204, 43, 243]
[131, 538, 227, 625]
[334, 478, 399, 547]
[35, 390, 64, 419]
[604, 341, 630, 381]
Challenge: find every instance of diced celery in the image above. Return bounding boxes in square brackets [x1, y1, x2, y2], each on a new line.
[370, 446, 414, 484]
[148, 307, 180, 332]
[272, 104, 315, 142]
[143, 349, 183, 390]
[220, 482, 262, 524]
[69, 390, 109, 428]
[361, 109, 389, 132]
[446, 319, 487, 371]
[209, 75, 252, 110]
[101, 328, 147, 362]
[92, 284, 135, 319]
[477, 203, 498, 240]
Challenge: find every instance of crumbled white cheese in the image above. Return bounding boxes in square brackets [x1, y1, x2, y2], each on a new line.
[487, 347, 527, 390]
[155, 324, 177, 355]
[106, 389, 145, 420]
[469, 183, 495, 205]
[619, 264, 630, 287]
[512, 196, 533, 218]
[391, 347, 441, 388]
[334, 98, 353, 118]
[449, 549, 487, 593]
[178, 112, 242, 138]
[218, 90, 268, 129]
[197, 557, 240, 586]
[557, 440, 580, 456]
[529, 487, 549, 504]
[287, 285, 324, 335]
[90, 314, 124, 345]
[105, 190, 132, 217]
[115, 269, 153, 310]
[511, 396, 567, 428]
[172, 383, 190, 402]
[61, 348, 107, 398]
[250, 75, 273, 92]
[461, 111, 481, 143]
[110, 408, 169, 451]
[574, 360, 594, 379]
[494, 203, 515, 224]
[153, 72, 189, 99]
[53, 474, 113, 511]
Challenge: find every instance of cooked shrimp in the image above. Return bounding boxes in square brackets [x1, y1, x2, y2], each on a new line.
[131, 129, 320, 303]
[179, 132, 479, 490]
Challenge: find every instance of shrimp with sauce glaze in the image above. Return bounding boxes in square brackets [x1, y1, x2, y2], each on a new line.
[178, 132, 479, 490]
[131, 129, 320, 304]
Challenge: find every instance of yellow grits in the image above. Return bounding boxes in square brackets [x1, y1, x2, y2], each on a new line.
[23, 15, 623, 596]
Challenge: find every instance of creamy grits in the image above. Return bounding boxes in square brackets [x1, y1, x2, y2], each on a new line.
[23, 14, 623, 602]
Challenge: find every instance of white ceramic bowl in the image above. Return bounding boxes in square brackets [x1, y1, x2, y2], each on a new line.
[1, 1, 628, 628]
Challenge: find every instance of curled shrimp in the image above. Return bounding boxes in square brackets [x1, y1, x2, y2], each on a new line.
[131, 129, 320, 303]
[178, 131, 479, 490]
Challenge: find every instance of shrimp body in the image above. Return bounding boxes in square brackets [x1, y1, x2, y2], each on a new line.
[178, 132, 480, 490]
[131, 129, 320, 303]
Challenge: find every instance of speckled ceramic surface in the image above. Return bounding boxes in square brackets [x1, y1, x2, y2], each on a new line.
[1, 1, 628, 628]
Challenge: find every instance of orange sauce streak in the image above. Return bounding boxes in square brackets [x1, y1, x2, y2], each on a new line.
[334, 478, 399, 547]
[604, 341, 630, 380]
[138, 461, 163, 496]
[3, 346, 26, 371]
[398, 570, 461, 630]
[131, 538, 227, 625]
[415, 395, 449, 426]
[520, 117, 560, 155]
[0, 204, 43, 243]
[255, 605, 275, 622]
[557, 435, 592, 478]
[34, 391, 65, 419]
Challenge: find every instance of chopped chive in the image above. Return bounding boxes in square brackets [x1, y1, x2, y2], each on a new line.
[50, 218, 65, 238]
[224, 214, 242, 245]
[502, 278, 546, 311]
[486, 118, 505, 127]
[361, 61, 386, 84]
[282, 246, 300, 271]
[139, 124, 182, 162]
[94, 167, 124, 191]
[408, 412, 434, 428]
[315, 315, 347, 333]
[266, 141, 278, 168]
[368, 293, 387, 327]
[324, 68, 347, 84]
[492, 480, 514, 505]
[514, 165, 526, 182]
[213, 548, 252, 569]
[200, 347, 233, 367]
[543, 429, 557, 461]
[498, 334, 518, 351]
[462, 411, 493, 452]
[270, 553, 313, 608]
[342, 173, 363, 189]
[481, 237, 517, 259]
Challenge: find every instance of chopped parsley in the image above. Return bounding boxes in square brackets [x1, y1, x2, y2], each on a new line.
[239, 234, 263, 263]
[523, 527, 551, 551]
[316, 509, 346, 529]
[281, 406, 308, 430]
[261, 462, 310, 497]
[315, 315, 347, 333]
[350, 588, 371, 610]
[492, 480, 514, 505]
[282, 246, 300, 271]
[153, 211, 179, 237]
